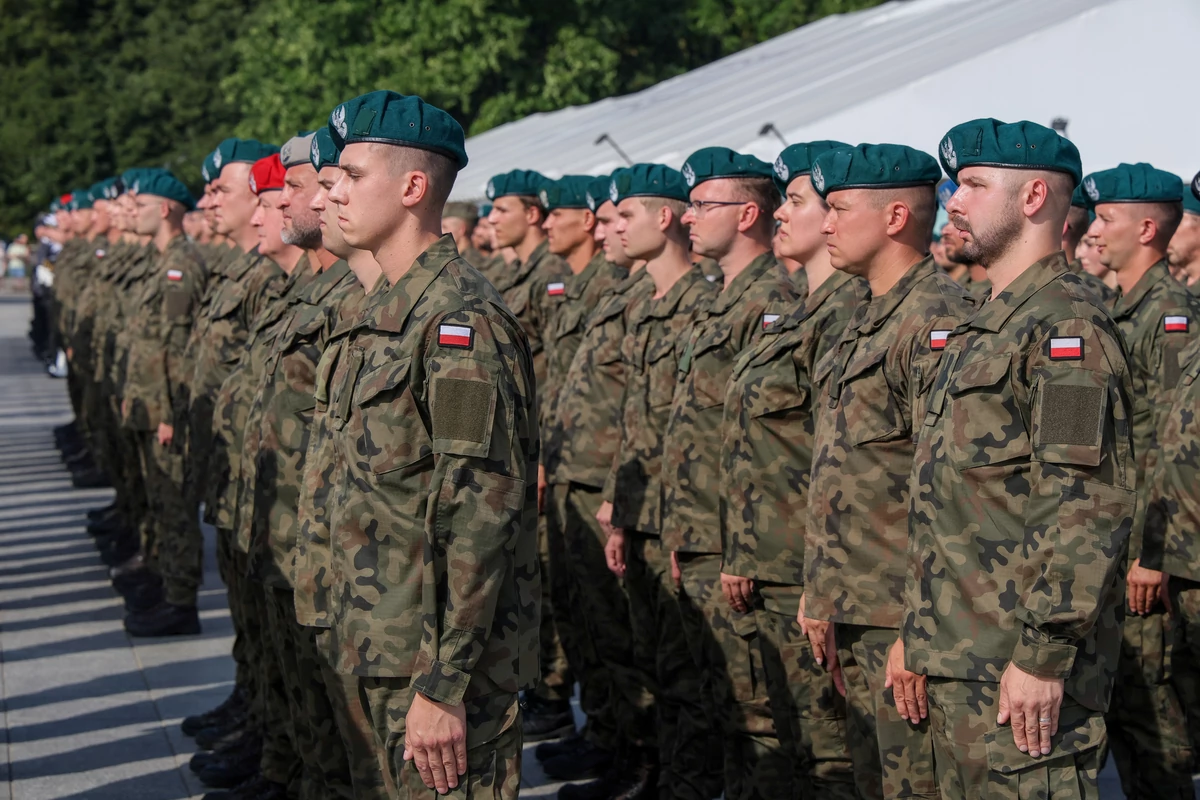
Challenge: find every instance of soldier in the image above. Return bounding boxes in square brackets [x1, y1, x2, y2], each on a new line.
[803, 143, 971, 800]
[1166, 173, 1200, 293]
[720, 141, 863, 800]
[903, 119, 1137, 800]
[943, 219, 990, 300]
[660, 146, 797, 800]
[315, 89, 538, 799]
[442, 201, 487, 269]
[600, 163, 721, 800]
[1081, 162, 1197, 799]
[1062, 186, 1118, 306]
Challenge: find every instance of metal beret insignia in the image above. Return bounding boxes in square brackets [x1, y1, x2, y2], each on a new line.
[310, 137, 320, 166]
[773, 157, 789, 183]
[609, 180, 619, 204]
[213, 150, 223, 170]
[811, 161, 825, 193]
[585, 191, 596, 211]
[539, 188, 549, 207]
[332, 105, 348, 139]
[202, 165, 210, 182]
[1084, 176, 1099, 202]
[682, 162, 696, 188]
[249, 173, 257, 193]
[940, 136, 957, 171]
[486, 179, 496, 200]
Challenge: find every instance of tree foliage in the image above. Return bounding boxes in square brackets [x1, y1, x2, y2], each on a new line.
[0, 0, 883, 237]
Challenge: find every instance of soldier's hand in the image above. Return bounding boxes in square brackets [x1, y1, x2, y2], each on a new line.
[825, 623, 846, 697]
[800, 594, 831, 667]
[597, 501, 617, 537]
[157, 423, 174, 447]
[670, 551, 681, 588]
[121, 397, 130, 417]
[720, 572, 753, 613]
[997, 662, 1063, 758]
[883, 638, 927, 724]
[403, 692, 468, 793]
[605, 529, 627, 577]
[537, 464, 547, 513]
[1127, 558, 1163, 616]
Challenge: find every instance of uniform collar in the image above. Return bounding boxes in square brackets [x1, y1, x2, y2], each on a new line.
[303, 259, 352, 306]
[509, 238, 551, 285]
[963, 251, 1067, 333]
[225, 248, 264, 280]
[643, 266, 711, 321]
[706, 251, 780, 317]
[362, 235, 459, 334]
[567, 251, 609, 299]
[1112, 259, 1172, 319]
[851, 256, 938, 336]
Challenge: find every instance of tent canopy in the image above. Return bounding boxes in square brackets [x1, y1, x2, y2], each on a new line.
[452, 0, 1200, 199]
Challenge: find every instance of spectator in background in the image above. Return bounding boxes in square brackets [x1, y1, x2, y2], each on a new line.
[7, 233, 31, 278]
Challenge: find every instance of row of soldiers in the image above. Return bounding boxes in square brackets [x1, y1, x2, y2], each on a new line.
[42, 89, 1200, 800]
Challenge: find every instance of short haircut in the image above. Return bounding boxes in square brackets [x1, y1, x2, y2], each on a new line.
[876, 185, 936, 240]
[1065, 205, 1090, 244]
[515, 195, 548, 225]
[1137, 201, 1184, 246]
[379, 143, 458, 209]
[728, 177, 781, 233]
[639, 196, 688, 234]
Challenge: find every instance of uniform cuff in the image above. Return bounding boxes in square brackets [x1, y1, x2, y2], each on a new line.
[1009, 627, 1076, 679]
[411, 661, 471, 707]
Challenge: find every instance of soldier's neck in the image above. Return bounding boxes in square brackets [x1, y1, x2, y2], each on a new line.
[862, 244, 924, 297]
[563, 240, 599, 275]
[232, 227, 259, 253]
[347, 251, 383, 290]
[155, 225, 183, 254]
[804, 250, 837, 294]
[305, 247, 338, 273]
[1112, 249, 1165, 295]
[717, 237, 771, 290]
[646, 241, 694, 299]
[513, 230, 545, 264]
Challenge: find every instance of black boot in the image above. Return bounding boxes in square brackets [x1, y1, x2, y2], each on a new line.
[87, 502, 120, 522]
[182, 686, 248, 737]
[190, 727, 257, 770]
[124, 602, 200, 637]
[536, 732, 593, 762]
[521, 694, 576, 742]
[194, 711, 251, 751]
[123, 580, 164, 613]
[98, 535, 139, 567]
[543, 740, 613, 781]
[87, 515, 126, 537]
[196, 744, 262, 788]
[558, 745, 658, 800]
[71, 468, 110, 489]
[202, 773, 287, 800]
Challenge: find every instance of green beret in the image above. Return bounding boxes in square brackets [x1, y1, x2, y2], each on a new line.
[309, 128, 340, 170]
[1187, 171, 1200, 215]
[938, 118, 1082, 185]
[280, 132, 317, 169]
[443, 201, 479, 222]
[201, 150, 220, 183]
[70, 189, 93, 211]
[1070, 183, 1088, 209]
[611, 163, 689, 204]
[328, 90, 467, 170]
[89, 179, 118, 202]
[128, 168, 196, 210]
[212, 138, 280, 178]
[810, 143, 940, 199]
[585, 173, 619, 212]
[486, 169, 548, 201]
[1082, 163, 1183, 207]
[681, 147, 773, 190]
[773, 141, 849, 194]
[540, 176, 594, 211]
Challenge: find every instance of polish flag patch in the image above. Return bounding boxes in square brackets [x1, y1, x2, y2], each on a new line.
[167, 269, 183, 281]
[762, 314, 780, 330]
[547, 282, 566, 296]
[438, 324, 473, 349]
[930, 330, 951, 350]
[1049, 336, 1083, 360]
[1165, 315, 1190, 333]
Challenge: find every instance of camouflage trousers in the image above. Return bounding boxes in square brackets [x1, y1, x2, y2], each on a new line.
[755, 584, 857, 800]
[137, 430, 202, 606]
[339, 674, 522, 799]
[547, 483, 653, 748]
[1169, 577, 1200, 772]
[532, 511, 576, 706]
[676, 552, 786, 800]
[835, 624, 937, 800]
[624, 533, 722, 800]
[216, 526, 255, 706]
[926, 678, 1107, 800]
[317, 634, 393, 800]
[1104, 605, 1195, 799]
[264, 585, 354, 799]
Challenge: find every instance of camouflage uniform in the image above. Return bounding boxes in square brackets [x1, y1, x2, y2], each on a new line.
[1068, 260, 1118, 308]
[962, 273, 992, 302]
[1103, 259, 1198, 798]
[721, 270, 867, 799]
[313, 236, 538, 798]
[661, 252, 796, 799]
[806, 256, 972, 800]
[903, 253, 1137, 800]
[606, 266, 721, 798]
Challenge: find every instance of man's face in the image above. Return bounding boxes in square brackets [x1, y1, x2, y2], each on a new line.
[773, 175, 828, 263]
[941, 221, 970, 264]
[680, 179, 743, 260]
[117, 194, 138, 233]
[616, 197, 664, 261]
[442, 216, 473, 249]
[212, 163, 259, 237]
[543, 207, 591, 256]
[132, 195, 162, 237]
[252, 191, 289, 258]
[279, 164, 322, 249]
[90, 200, 112, 235]
[471, 218, 493, 251]
[75, 209, 93, 235]
[487, 196, 536, 249]
[1168, 213, 1200, 271]
[312, 165, 350, 258]
[820, 189, 889, 274]
[327, 143, 408, 253]
[1087, 204, 1143, 271]
[944, 167, 1023, 267]
[594, 200, 629, 265]
[1077, 236, 1106, 277]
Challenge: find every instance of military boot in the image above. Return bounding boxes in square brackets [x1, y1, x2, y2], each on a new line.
[124, 602, 200, 637]
[536, 732, 592, 762]
[123, 580, 164, 613]
[557, 745, 658, 800]
[87, 502, 120, 522]
[182, 686, 248, 737]
[202, 773, 288, 800]
[190, 728, 258, 772]
[71, 467, 110, 489]
[521, 694, 575, 742]
[543, 741, 613, 781]
[196, 744, 261, 788]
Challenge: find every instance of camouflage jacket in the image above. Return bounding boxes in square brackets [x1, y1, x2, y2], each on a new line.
[805, 257, 973, 628]
[76, 241, 131, 371]
[1146, 336, 1200, 579]
[53, 238, 90, 339]
[1067, 259, 1118, 308]
[661, 252, 798, 554]
[721, 270, 868, 584]
[1108, 259, 1198, 562]
[606, 267, 718, 534]
[162, 237, 210, 420]
[963, 273, 992, 302]
[313, 237, 539, 708]
[903, 252, 1136, 713]
[100, 243, 154, 391]
[208, 262, 312, 533]
[549, 270, 654, 487]
[540, 252, 628, 464]
[493, 239, 569, 405]
[239, 261, 358, 588]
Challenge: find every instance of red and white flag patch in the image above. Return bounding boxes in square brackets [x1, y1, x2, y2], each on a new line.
[930, 330, 950, 350]
[547, 282, 566, 296]
[438, 324, 473, 349]
[1049, 336, 1083, 360]
[167, 269, 183, 281]
[1165, 315, 1189, 333]
[762, 313, 780, 330]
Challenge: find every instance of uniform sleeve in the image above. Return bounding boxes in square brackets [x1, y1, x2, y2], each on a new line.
[1009, 319, 1137, 678]
[411, 311, 534, 706]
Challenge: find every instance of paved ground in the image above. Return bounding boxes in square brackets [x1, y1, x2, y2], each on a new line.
[0, 292, 1166, 798]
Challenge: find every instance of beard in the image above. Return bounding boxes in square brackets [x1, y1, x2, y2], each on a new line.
[951, 206, 1023, 267]
[282, 213, 323, 249]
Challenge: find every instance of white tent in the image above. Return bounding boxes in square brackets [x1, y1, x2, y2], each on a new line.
[451, 0, 1200, 200]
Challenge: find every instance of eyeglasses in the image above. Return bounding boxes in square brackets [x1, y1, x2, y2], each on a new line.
[686, 199, 748, 217]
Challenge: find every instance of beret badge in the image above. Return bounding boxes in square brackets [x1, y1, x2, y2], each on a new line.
[332, 105, 348, 139]
[213, 150, 223, 170]
[940, 136, 957, 171]
[773, 157, 789, 183]
[682, 162, 696, 188]
[539, 188, 549, 207]
[811, 161, 825, 194]
[486, 179, 496, 200]
[609, 180, 619, 204]
[1084, 176, 1099, 202]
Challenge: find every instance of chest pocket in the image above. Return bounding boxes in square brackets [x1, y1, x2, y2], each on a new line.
[210, 285, 245, 320]
[351, 358, 434, 479]
[279, 306, 326, 353]
[946, 353, 1031, 467]
[688, 323, 735, 409]
[328, 346, 364, 430]
[504, 285, 531, 319]
[645, 335, 679, 408]
[840, 349, 903, 447]
[748, 355, 808, 419]
[554, 305, 587, 340]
